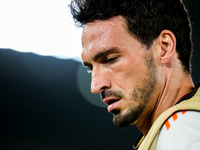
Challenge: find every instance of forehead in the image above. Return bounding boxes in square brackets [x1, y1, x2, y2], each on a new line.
[82, 16, 127, 39]
[81, 16, 130, 56]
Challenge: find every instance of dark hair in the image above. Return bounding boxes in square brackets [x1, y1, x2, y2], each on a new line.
[70, 0, 193, 73]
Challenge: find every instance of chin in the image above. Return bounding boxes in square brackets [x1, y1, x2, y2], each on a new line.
[112, 110, 135, 128]
[112, 107, 142, 128]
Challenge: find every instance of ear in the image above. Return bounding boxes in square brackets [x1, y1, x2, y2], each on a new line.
[158, 30, 176, 64]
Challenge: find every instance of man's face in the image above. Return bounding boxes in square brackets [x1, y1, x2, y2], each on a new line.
[81, 16, 158, 127]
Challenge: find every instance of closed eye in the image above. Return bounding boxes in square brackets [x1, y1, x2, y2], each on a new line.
[107, 57, 118, 64]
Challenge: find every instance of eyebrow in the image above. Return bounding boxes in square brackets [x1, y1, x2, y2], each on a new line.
[83, 47, 119, 67]
[93, 47, 119, 61]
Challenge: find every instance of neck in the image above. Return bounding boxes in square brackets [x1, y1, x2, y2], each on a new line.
[136, 71, 194, 135]
[152, 74, 194, 122]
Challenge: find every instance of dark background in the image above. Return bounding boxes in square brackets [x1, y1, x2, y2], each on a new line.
[0, 1, 199, 150]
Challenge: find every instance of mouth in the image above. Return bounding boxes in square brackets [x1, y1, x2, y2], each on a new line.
[103, 98, 121, 112]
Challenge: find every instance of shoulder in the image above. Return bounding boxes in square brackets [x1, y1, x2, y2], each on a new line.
[156, 110, 200, 150]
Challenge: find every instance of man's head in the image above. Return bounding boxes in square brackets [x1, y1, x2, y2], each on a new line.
[70, 0, 193, 73]
[70, 0, 193, 128]
[81, 17, 158, 127]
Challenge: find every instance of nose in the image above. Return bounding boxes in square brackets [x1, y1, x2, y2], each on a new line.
[91, 67, 111, 94]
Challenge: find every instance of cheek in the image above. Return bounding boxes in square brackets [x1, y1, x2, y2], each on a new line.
[114, 63, 147, 93]
[107, 53, 147, 91]
[111, 68, 136, 93]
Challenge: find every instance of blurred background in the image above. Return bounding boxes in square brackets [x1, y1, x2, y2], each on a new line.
[0, 0, 199, 150]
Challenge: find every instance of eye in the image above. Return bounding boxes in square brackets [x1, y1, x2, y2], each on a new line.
[86, 65, 93, 73]
[107, 57, 118, 64]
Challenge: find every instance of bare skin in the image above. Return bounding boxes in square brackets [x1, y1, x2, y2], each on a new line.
[81, 16, 194, 135]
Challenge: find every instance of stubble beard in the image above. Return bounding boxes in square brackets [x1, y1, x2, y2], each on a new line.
[111, 53, 157, 128]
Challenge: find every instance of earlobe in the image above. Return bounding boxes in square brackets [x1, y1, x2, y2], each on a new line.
[159, 30, 176, 64]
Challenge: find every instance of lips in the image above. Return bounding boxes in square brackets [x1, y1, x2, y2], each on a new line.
[103, 97, 121, 112]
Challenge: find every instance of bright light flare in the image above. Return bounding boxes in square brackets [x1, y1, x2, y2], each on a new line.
[0, 0, 82, 61]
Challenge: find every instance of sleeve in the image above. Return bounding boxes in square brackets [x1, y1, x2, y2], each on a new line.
[156, 111, 200, 150]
